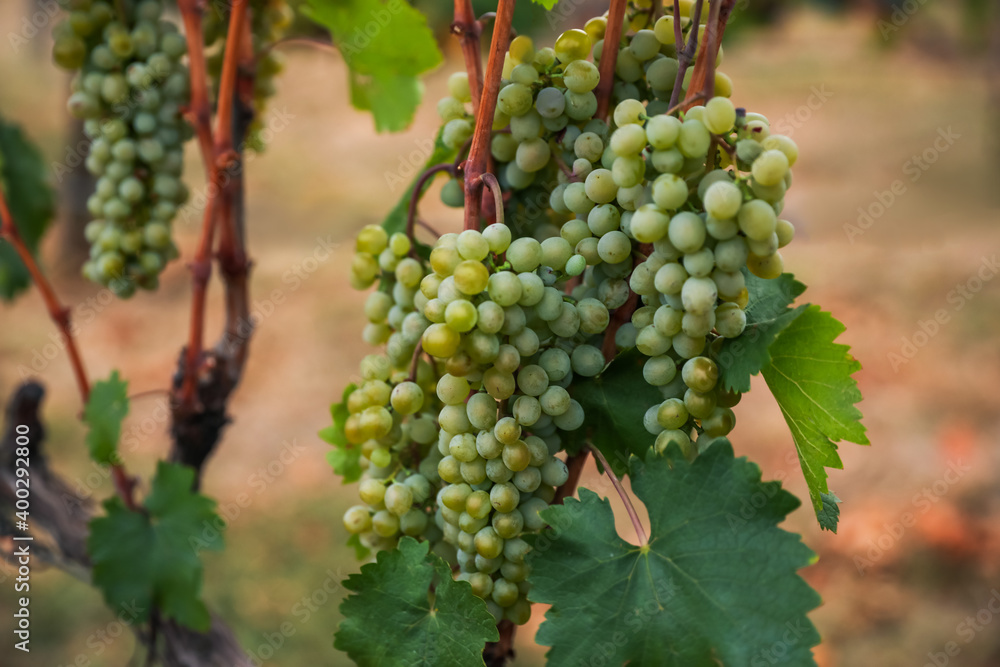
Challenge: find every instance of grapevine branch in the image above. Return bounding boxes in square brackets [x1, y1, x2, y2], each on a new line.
[686, 0, 738, 107]
[462, 0, 516, 232]
[595, 0, 629, 120]
[176, 0, 248, 412]
[453, 0, 485, 117]
[0, 187, 137, 510]
[668, 0, 705, 111]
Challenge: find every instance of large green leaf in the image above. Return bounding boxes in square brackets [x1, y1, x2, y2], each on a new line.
[762, 305, 868, 514]
[88, 462, 225, 632]
[302, 0, 443, 132]
[527, 442, 821, 667]
[717, 271, 806, 393]
[335, 537, 499, 666]
[567, 349, 663, 468]
[83, 371, 130, 466]
[0, 116, 56, 301]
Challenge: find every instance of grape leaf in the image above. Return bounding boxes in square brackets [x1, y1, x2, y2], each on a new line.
[321, 383, 362, 483]
[530, 0, 559, 8]
[377, 128, 455, 238]
[717, 271, 806, 393]
[566, 349, 662, 469]
[335, 537, 499, 666]
[818, 491, 841, 533]
[527, 441, 821, 667]
[0, 116, 55, 301]
[83, 371, 130, 465]
[346, 533, 371, 560]
[762, 305, 868, 515]
[88, 462, 224, 632]
[301, 0, 443, 132]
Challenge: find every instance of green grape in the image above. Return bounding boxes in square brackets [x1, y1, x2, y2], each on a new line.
[752, 149, 790, 186]
[535, 86, 566, 118]
[563, 59, 600, 93]
[703, 96, 737, 134]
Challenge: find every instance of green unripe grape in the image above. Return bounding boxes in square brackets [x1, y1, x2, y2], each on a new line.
[372, 508, 404, 539]
[682, 357, 719, 393]
[672, 331, 707, 359]
[643, 355, 677, 386]
[437, 96, 466, 122]
[613, 99, 646, 127]
[612, 154, 645, 188]
[703, 181, 742, 220]
[762, 134, 799, 166]
[667, 212, 706, 254]
[738, 199, 778, 241]
[497, 83, 533, 116]
[519, 497, 549, 531]
[703, 96, 737, 135]
[490, 482, 520, 513]
[492, 578, 520, 608]
[442, 118, 473, 150]
[655, 428, 692, 456]
[482, 223, 511, 254]
[515, 137, 551, 173]
[684, 387, 717, 419]
[384, 483, 413, 516]
[654, 304, 684, 336]
[535, 86, 566, 118]
[564, 90, 598, 120]
[596, 230, 630, 263]
[400, 509, 428, 536]
[442, 483, 473, 512]
[610, 124, 646, 156]
[422, 323, 461, 358]
[358, 478, 386, 505]
[630, 204, 670, 243]
[389, 382, 424, 415]
[775, 218, 795, 248]
[683, 247, 715, 278]
[751, 149, 790, 187]
[563, 59, 600, 93]
[512, 395, 541, 426]
[702, 406, 736, 437]
[657, 398, 689, 429]
[54, 35, 87, 69]
[737, 138, 764, 165]
[715, 302, 747, 338]
[678, 119, 711, 157]
[343, 506, 372, 534]
[646, 114, 682, 151]
[440, 178, 465, 207]
[502, 441, 531, 472]
[554, 28, 592, 62]
[574, 132, 604, 162]
[486, 457, 513, 483]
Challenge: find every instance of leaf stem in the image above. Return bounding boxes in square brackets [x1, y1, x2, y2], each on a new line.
[406, 163, 455, 257]
[479, 173, 504, 226]
[595, 0, 629, 120]
[589, 445, 648, 546]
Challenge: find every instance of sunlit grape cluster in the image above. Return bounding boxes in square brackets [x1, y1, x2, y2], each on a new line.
[54, 0, 190, 297]
[204, 0, 293, 151]
[337, 2, 798, 630]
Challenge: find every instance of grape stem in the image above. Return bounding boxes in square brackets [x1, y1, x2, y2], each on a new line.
[0, 188, 138, 511]
[406, 163, 456, 258]
[479, 173, 505, 227]
[590, 444, 648, 545]
[687, 0, 738, 107]
[461, 0, 516, 232]
[668, 0, 704, 111]
[595, 0, 630, 120]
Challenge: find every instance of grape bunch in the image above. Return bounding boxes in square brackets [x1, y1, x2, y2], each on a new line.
[334, 3, 798, 629]
[53, 0, 191, 297]
[203, 0, 293, 151]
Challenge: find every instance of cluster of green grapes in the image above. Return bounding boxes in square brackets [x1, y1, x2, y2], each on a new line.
[337, 4, 798, 629]
[53, 0, 189, 297]
[204, 0, 293, 151]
